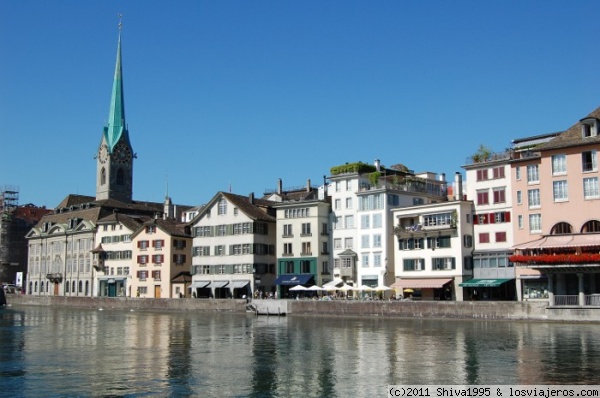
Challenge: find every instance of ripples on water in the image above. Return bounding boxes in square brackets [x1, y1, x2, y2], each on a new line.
[0, 306, 599, 397]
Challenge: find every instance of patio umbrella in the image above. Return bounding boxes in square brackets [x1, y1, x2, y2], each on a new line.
[290, 285, 308, 291]
[339, 284, 354, 292]
[323, 285, 340, 292]
[357, 285, 375, 292]
[375, 285, 392, 291]
[403, 288, 414, 293]
[307, 285, 324, 291]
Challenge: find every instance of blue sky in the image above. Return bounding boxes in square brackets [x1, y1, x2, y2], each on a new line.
[1, 1, 599, 208]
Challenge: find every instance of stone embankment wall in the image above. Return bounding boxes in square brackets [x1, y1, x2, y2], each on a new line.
[7, 295, 600, 322]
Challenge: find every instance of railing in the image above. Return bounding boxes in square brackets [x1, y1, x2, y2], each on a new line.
[554, 295, 579, 306]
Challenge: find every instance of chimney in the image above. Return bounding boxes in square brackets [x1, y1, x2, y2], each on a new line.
[277, 178, 283, 195]
[249, 192, 254, 204]
[454, 172, 463, 201]
[374, 159, 381, 172]
[439, 173, 446, 182]
[306, 179, 311, 192]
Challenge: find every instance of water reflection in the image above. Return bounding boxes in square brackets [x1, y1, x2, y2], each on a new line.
[0, 306, 599, 397]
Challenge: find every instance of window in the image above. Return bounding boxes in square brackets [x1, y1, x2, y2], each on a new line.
[283, 243, 293, 255]
[322, 261, 329, 274]
[321, 241, 328, 254]
[493, 188, 506, 204]
[346, 198, 353, 209]
[476, 169, 489, 181]
[432, 257, 455, 270]
[373, 253, 382, 267]
[373, 234, 381, 248]
[582, 121, 597, 138]
[137, 255, 148, 265]
[215, 245, 225, 255]
[527, 165, 539, 183]
[146, 225, 156, 234]
[217, 225, 226, 236]
[334, 238, 342, 249]
[301, 223, 311, 236]
[479, 233, 490, 244]
[334, 216, 342, 230]
[300, 260, 311, 273]
[428, 236, 451, 249]
[494, 211, 510, 223]
[361, 254, 369, 267]
[495, 232, 507, 242]
[403, 258, 423, 271]
[153, 240, 164, 250]
[301, 242, 311, 255]
[346, 180, 352, 191]
[345, 215, 354, 229]
[582, 150, 598, 172]
[423, 212, 453, 227]
[515, 166, 521, 180]
[553, 180, 568, 202]
[552, 154, 567, 175]
[477, 190, 489, 205]
[518, 215, 523, 229]
[527, 189, 540, 209]
[361, 215, 370, 229]
[137, 270, 148, 281]
[218, 198, 227, 215]
[138, 240, 149, 250]
[516, 191, 522, 205]
[334, 199, 341, 210]
[584, 177, 600, 199]
[344, 238, 353, 249]
[361, 235, 370, 248]
[492, 167, 505, 179]
[550, 222, 572, 235]
[283, 224, 293, 237]
[529, 214, 542, 233]
[152, 270, 161, 281]
[152, 254, 164, 264]
[463, 235, 473, 248]
[372, 213, 382, 228]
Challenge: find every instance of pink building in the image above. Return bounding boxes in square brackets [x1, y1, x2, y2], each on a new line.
[511, 107, 600, 306]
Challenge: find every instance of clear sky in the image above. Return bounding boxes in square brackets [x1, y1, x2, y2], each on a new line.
[2, 1, 599, 209]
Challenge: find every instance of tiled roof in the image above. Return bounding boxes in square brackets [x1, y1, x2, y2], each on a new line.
[97, 213, 149, 232]
[221, 192, 276, 222]
[537, 106, 600, 151]
[138, 218, 191, 238]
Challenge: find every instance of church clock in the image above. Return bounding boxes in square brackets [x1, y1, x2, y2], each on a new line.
[113, 143, 133, 164]
[98, 144, 109, 164]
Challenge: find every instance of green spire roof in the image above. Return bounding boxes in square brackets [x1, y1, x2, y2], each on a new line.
[103, 31, 127, 152]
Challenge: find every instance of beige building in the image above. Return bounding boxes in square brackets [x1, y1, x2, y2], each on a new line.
[129, 218, 192, 299]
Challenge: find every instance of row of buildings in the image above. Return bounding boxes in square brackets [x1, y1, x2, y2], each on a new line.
[15, 29, 600, 307]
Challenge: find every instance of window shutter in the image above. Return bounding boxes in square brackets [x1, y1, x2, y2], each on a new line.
[137, 255, 141, 263]
[505, 212, 511, 222]
[159, 255, 164, 263]
[473, 216, 479, 225]
[137, 241, 141, 248]
[161, 240, 165, 247]
[489, 213, 496, 224]
[136, 271, 140, 278]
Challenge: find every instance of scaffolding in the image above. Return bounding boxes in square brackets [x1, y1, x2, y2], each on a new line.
[0, 186, 19, 213]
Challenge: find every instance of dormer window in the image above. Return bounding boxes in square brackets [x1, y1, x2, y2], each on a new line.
[581, 118, 599, 138]
[146, 225, 156, 234]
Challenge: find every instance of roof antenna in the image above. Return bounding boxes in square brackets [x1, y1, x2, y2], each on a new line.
[118, 13, 123, 31]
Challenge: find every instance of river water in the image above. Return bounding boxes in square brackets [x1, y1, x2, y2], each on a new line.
[0, 305, 598, 397]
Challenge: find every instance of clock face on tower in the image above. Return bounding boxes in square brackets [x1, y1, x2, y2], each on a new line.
[98, 144, 109, 164]
[113, 143, 133, 164]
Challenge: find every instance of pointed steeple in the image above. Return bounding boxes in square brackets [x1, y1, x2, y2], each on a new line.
[103, 25, 128, 152]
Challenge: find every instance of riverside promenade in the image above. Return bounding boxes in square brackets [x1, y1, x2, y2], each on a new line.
[7, 295, 600, 323]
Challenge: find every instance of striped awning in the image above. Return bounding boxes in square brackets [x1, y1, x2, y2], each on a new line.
[390, 278, 453, 289]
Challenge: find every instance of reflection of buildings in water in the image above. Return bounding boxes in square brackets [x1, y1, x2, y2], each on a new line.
[166, 316, 193, 396]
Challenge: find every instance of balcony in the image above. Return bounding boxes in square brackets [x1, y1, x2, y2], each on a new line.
[394, 222, 456, 239]
[46, 273, 63, 283]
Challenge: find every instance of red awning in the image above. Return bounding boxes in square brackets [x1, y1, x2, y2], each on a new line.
[390, 278, 453, 289]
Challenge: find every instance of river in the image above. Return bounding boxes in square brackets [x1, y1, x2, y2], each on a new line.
[0, 305, 598, 397]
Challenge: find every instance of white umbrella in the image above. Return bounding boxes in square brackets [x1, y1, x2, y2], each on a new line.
[324, 285, 340, 292]
[290, 285, 308, 291]
[339, 284, 354, 292]
[307, 285, 324, 291]
[375, 285, 392, 291]
[358, 285, 375, 292]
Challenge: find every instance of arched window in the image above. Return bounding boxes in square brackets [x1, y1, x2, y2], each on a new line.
[581, 220, 600, 233]
[101, 167, 107, 185]
[550, 222, 572, 235]
[79, 281, 83, 293]
[116, 168, 124, 185]
[35, 282, 38, 293]
[41, 281, 44, 293]
[72, 281, 76, 293]
[85, 281, 89, 296]
[66, 280, 70, 293]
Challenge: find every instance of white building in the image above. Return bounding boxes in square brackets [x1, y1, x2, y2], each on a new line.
[190, 192, 276, 299]
[328, 160, 448, 289]
[392, 198, 475, 301]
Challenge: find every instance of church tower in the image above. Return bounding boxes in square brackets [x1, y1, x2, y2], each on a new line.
[96, 25, 134, 202]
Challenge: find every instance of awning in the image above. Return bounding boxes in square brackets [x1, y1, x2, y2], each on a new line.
[390, 278, 453, 289]
[459, 278, 513, 287]
[231, 281, 250, 289]
[207, 281, 229, 288]
[274, 274, 314, 286]
[513, 234, 600, 250]
[191, 281, 210, 289]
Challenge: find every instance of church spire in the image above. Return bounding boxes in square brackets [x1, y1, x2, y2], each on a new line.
[104, 16, 127, 152]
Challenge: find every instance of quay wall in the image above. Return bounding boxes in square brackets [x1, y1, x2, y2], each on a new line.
[7, 295, 600, 322]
